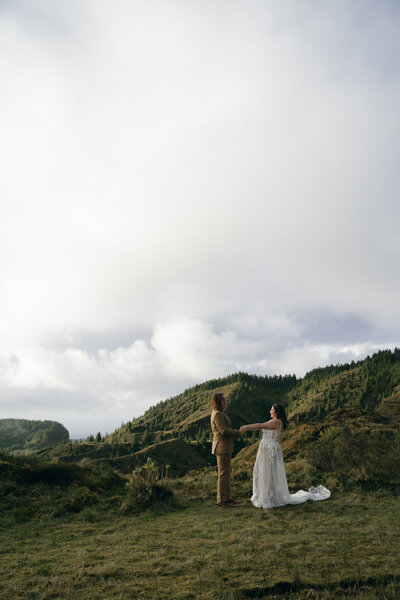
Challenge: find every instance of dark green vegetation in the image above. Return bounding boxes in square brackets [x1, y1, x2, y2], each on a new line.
[0, 450, 125, 522]
[39, 436, 208, 476]
[0, 419, 69, 452]
[1, 348, 399, 599]
[287, 347, 400, 421]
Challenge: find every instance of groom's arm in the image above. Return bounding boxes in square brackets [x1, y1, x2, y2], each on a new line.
[213, 412, 241, 437]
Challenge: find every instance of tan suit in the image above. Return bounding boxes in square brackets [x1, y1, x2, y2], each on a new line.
[211, 409, 241, 503]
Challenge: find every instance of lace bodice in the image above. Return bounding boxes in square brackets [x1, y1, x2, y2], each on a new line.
[260, 424, 282, 445]
[259, 424, 282, 462]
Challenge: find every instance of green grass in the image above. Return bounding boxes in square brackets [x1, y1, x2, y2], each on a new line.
[1, 484, 399, 600]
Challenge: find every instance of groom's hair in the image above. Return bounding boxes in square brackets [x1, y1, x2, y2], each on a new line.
[211, 392, 225, 411]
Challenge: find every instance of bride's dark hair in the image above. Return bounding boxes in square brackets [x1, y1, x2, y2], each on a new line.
[273, 404, 289, 429]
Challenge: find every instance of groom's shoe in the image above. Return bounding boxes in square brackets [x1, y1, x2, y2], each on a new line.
[217, 502, 233, 508]
[227, 498, 240, 504]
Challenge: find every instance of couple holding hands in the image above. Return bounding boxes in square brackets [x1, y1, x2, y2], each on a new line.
[210, 392, 330, 509]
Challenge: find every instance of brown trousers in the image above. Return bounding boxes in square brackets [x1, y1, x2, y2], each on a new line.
[216, 454, 232, 503]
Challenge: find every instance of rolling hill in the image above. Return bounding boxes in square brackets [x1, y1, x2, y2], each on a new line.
[40, 373, 296, 474]
[110, 372, 297, 444]
[0, 419, 69, 452]
[287, 347, 400, 421]
[39, 348, 400, 485]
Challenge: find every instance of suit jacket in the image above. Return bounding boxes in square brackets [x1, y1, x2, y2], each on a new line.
[210, 409, 241, 455]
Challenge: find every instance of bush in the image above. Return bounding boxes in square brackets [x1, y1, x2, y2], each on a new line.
[1, 454, 83, 486]
[0, 453, 126, 523]
[307, 426, 400, 489]
[285, 458, 321, 490]
[53, 486, 99, 517]
[122, 459, 172, 513]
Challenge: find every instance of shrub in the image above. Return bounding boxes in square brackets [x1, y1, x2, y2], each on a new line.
[1, 455, 83, 486]
[285, 458, 320, 490]
[53, 486, 99, 517]
[307, 426, 400, 489]
[122, 459, 172, 513]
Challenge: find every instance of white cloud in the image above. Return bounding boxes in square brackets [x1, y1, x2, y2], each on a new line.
[1, 1, 400, 435]
[1, 315, 398, 437]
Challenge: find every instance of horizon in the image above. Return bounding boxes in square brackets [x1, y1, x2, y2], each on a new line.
[2, 345, 398, 439]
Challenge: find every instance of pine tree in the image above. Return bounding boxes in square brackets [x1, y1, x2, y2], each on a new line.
[142, 427, 151, 446]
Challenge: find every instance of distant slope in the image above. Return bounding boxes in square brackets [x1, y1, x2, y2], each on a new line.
[110, 372, 297, 446]
[0, 419, 69, 452]
[286, 348, 400, 423]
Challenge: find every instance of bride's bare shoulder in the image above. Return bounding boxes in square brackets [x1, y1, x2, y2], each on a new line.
[261, 418, 281, 430]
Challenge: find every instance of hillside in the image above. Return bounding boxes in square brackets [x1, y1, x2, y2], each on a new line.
[0, 419, 69, 452]
[287, 347, 400, 422]
[233, 349, 400, 490]
[107, 348, 400, 467]
[110, 372, 296, 444]
[40, 349, 400, 482]
[40, 373, 296, 473]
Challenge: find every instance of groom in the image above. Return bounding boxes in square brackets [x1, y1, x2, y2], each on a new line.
[210, 392, 242, 508]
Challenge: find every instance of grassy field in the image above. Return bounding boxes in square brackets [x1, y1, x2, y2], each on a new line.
[1, 477, 399, 600]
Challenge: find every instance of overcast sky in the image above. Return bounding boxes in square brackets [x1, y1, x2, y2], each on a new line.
[1, 1, 400, 438]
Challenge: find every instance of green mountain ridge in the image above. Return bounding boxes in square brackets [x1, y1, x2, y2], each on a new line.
[113, 372, 297, 442]
[38, 348, 400, 482]
[40, 373, 296, 474]
[287, 349, 400, 421]
[0, 419, 69, 452]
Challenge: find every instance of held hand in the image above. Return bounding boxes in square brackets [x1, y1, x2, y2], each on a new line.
[240, 425, 247, 434]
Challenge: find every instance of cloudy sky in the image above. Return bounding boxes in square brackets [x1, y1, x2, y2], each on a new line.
[1, 1, 400, 438]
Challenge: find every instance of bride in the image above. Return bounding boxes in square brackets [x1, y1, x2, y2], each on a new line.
[240, 404, 330, 509]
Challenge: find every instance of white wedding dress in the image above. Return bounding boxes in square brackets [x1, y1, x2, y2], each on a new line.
[251, 424, 330, 509]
